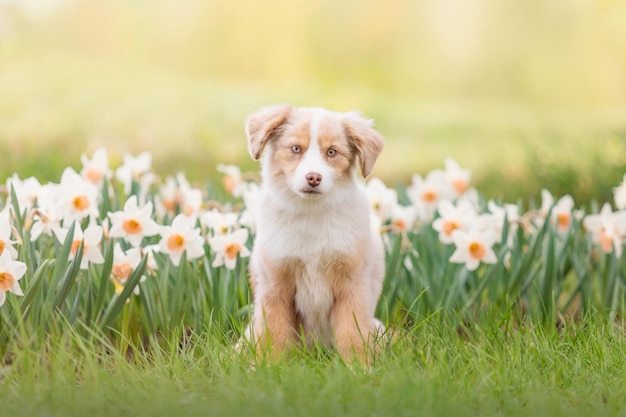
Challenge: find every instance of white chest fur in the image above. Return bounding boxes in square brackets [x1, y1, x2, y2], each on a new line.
[254, 183, 371, 344]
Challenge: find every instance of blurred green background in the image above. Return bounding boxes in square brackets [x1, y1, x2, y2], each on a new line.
[1, 0, 625, 204]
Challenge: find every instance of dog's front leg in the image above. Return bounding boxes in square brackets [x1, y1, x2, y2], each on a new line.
[253, 287, 297, 360]
[251, 256, 303, 361]
[331, 290, 372, 365]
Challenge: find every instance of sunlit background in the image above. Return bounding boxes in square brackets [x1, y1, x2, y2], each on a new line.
[1, 0, 625, 202]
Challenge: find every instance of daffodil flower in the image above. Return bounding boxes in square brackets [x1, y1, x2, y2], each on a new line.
[389, 203, 418, 234]
[407, 171, 453, 223]
[432, 200, 475, 244]
[108, 195, 160, 247]
[449, 228, 498, 271]
[158, 214, 205, 266]
[238, 183, 260, 232]
[365, 177, 398, 222]
[540, 189, 576, 234]
[0, 250, 26, 307]
[583, 203, 626, 258]
[56, 168, 100, 226]
[53, 223, 105, 270]
[6, 174, 41, 211]
[208, 228, 250, 270]
[30, 208, 62, 242]
[115, 151, 154, 195]
[614, 174, 626, 210]
[444, 158, 471, 197]
[217, 164, 245, 197]
[0, 212, 18, 260]
[111, 243, 144, 296]
[201, 209, 239, 236]
[80, 147, 112, 187]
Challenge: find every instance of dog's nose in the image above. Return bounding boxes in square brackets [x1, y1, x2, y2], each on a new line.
[306, 172, 322, 187]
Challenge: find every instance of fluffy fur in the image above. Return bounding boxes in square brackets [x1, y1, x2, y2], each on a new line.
[244, 104, 386, 364]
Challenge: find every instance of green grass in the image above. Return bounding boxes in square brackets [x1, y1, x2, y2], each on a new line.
[1, 316, 625, 417]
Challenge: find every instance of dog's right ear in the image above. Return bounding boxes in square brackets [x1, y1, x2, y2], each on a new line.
[245, 104, 294, 161]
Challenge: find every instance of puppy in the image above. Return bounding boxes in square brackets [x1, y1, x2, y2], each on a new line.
[244, 104, 386, 364]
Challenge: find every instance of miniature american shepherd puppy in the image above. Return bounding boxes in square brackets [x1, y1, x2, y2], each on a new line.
[244, 104, 386, 364]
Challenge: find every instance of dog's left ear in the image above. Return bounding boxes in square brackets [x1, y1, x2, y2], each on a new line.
[343, 112, 385, 178]
[245, 104, 294, 160]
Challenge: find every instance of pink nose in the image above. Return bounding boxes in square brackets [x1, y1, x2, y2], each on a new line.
[306, 172, 322, 187]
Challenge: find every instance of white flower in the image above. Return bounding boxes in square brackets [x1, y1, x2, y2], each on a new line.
[487, 200, 520, 245]
[583, 203, 625, 258]
[157, 174, 184, 216]
[444, 158, 471, 197]
[108, 195, 160, 247]
[238, 183, 260, 232]
[180, 186, 203, 218]
[0, 250, 27, 307]
[208, 228, 250, 270]
[432, 200, 476, 244]
[201, 209, 239, 236]
[449, 227, 498, 271]
[406, 170, 453, 223]
[115, 151, 153, 195]
[56, 167, 100, 226]
[158, 214, 205, 266]
[614, 174, 626, 210]
[81, 147, 112, 187]
[217, 164, 246, 197]
[389, 203, 417, 233]
[365, 178, 398, 222]
[30, 208, 62, 242]
[0, 212, 18, 260]
[540, 189, 575, 233]
[111, 243, 144, 296]
[6, 174, 41, 211]
[53, 223, 105, 270]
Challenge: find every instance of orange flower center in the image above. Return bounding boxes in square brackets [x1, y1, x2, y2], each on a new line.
[225, 242, 241, 260]
[451, 179, 468, 194]
[469, 241, 486, 260]
[162, 199, 177, 213]
[223, 175, 235, 195]
[167, 234, 185, 251]
[112, 262, 133, 281]
[73, 195, 90, 212]
[392, 219, 407, 232]
[84, 168, 103, 184]
[443, 220, 461, 236]
[0, 240, 5, 255]
[71, 240, 82, 255]
[557, 213, 571, 229]
[422, 190, 437, 203]
[0, 272, 15, 291]
[122, 219, 143, 235]
[599, 228, 613, 253]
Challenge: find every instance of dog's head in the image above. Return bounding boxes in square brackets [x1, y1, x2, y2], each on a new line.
[245, 105, 384, 199]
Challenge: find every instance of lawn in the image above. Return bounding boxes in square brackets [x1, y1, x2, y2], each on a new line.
[2, 316, 625, 417]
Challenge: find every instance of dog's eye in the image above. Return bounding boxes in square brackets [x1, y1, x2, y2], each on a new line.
[291, 145, 301, 153]
[327, 148, 337, 157]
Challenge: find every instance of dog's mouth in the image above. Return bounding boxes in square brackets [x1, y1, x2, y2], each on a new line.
[299, 187, 323, 198]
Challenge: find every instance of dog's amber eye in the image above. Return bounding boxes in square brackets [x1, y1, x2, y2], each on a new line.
[291, 145, 301, 153]
[327, 148, 337, 157]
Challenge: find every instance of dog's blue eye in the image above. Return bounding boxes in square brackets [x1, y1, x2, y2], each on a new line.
[291, 145, 301, 153]
[327, 148, 337, 157]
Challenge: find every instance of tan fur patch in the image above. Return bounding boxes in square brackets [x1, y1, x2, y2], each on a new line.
[320, 239, 373, 363]
[252, 253, 304, 360]
[317, 122, 357, 185]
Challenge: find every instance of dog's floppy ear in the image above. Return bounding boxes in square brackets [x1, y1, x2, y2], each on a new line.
[245, 104, 294, 160]
[343, 111, 385, 178]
